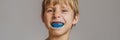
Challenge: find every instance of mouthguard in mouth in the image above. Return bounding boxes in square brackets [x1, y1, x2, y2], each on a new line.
[51, 22, 64, 28]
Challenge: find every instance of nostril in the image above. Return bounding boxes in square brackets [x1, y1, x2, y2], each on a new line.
[52, 14, 61, 19]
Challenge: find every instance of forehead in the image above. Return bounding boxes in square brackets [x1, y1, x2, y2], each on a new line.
[45, 0, 69, 7]
[45, 0, 66, 4]
[46, 4, 69, 9]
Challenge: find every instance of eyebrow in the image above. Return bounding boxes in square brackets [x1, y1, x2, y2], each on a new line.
[45, 5, 53, 9]
[45, 4, 70, 10]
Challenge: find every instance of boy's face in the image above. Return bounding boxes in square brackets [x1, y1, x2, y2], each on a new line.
[42, 3, 79, 36]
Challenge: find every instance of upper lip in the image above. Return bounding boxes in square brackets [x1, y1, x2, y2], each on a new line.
[51, 18, 65, 24]
[51, 20, 65, 23]
[51, 21, 64, 23]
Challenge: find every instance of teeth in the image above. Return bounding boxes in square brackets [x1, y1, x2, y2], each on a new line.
[51, 22, 64, 28]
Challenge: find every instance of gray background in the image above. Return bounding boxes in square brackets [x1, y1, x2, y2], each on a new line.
[0, 0, 120, 40]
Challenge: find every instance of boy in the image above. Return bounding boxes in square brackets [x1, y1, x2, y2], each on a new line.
[41, 0, 79, 40]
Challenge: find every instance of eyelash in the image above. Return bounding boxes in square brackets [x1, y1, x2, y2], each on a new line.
[62, 10, 68, 12]
[47, 9, 54, 12]
[46, 9, 68, 13]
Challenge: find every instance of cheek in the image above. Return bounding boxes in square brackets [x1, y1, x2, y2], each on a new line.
[64, 14, 74, 22]
[63, 13, 74, 27]
[43, 14, 53, 29]
[43, 14, 52, 24]
[63, 15, 74, 30]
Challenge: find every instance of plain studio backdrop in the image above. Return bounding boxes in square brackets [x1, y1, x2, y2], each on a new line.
[0, 0, 120, 40]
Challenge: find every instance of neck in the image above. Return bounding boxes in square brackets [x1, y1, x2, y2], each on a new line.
[46, 31, 70, 40]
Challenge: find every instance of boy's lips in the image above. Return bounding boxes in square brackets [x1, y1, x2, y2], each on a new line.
[50, 21, 65, 28]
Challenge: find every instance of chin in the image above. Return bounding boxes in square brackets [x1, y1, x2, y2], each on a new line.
[49, 28, 64, 36]
[49, 28, 69, 36]
[50, 31, 65, 36]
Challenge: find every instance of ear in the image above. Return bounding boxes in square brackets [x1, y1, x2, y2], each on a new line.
[72, 14, 79, 24]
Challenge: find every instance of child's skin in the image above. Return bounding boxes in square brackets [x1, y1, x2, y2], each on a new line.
[42, 0, 79, 40]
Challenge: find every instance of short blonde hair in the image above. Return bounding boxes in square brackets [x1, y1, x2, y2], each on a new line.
[41, 0, 79, 17]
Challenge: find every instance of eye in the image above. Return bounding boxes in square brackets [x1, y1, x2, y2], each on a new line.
[62, 9, 68, 12]
[47, 9, 54, 12]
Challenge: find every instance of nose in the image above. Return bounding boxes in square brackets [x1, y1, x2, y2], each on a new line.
[52, 11, 61, 19]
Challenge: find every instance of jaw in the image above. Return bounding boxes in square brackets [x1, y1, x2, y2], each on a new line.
[49, 27, 71, 37]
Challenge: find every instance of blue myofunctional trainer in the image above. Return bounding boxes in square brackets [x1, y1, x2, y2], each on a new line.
[51, 22, 64, 28]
